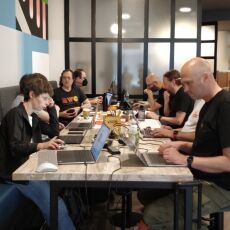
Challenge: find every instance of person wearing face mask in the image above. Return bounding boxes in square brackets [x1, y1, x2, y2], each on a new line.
[73, 69, 103, 105]
[133, 73, 165, 115]
[146, 70, 194, 129]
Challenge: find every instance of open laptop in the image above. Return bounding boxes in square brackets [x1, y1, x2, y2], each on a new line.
[57, 123, 110, 164]
[135, 149, 186, 167]
[67, 104, 99, 131]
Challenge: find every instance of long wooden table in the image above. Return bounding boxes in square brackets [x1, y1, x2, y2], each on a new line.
[13, 115, 194, 230]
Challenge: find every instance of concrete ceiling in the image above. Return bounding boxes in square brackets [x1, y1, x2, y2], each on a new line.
[202, 0, 230, 10]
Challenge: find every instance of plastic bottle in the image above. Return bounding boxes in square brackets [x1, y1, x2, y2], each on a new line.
[138, 105, 145, 121]
[124, 90, 129, 103]
[128, 119, 139, 150]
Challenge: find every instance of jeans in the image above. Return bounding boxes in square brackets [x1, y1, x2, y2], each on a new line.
[10, 181, 75, 230]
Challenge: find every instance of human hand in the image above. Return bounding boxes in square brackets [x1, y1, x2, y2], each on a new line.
[58, 122, 65, 130]
[158, 141, 184, 153]
[161, 147, 187, 165]
[144, 89, 153, 96]
[152, 128, 173, 138]
[60, 107, 79, 118]
[132, 103, 140, 109]
[37, 137, 64, 150]
[163, 91, 170, 103]
[146, 111, 159, 120]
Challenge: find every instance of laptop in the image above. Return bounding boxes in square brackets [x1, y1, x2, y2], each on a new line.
[135, 149, 186, 167]
[57, 123, 110, 164]
[67, 104, 98, 131]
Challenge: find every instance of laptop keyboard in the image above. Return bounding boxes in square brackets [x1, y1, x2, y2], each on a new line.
[57, 150, 94, 164]
[147, 153, 166, 165]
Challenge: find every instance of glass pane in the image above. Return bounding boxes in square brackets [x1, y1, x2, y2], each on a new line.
[148, 43, 170, 77]
[201, 25, 215, 41]
[149, 0, 171, 38]
[175, 0, 197, 38]
[96, 43, 118, 94]
[69, 42, 92, 94]
[174, 43, 197, 70]
[122, 0, 145, 38]
[69, 0, 91, 37]
[201, 43, 215, 57]
[96, 0, 117, 38]
[206, 59, 214, 73]
[122, 43, 144, 95]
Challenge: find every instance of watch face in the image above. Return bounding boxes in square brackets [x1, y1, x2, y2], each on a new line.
[187, 156, 193, 167]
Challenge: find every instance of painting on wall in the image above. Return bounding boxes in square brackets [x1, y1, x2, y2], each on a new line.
[16, 0, 48, 40]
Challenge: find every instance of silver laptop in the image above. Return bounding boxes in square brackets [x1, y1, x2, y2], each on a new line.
[135, 149, 186, 167]
[67, 105, 98, 131]
[57, 123, 110, 164]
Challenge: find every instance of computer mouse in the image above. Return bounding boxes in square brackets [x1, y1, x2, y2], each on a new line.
[36, 162, 58, 173]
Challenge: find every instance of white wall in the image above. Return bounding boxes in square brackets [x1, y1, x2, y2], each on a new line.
[48, 0, 65, 82]
[217, 31, 230, 71]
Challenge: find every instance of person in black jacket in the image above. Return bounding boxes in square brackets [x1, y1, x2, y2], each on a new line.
[0, 73, 75, 230]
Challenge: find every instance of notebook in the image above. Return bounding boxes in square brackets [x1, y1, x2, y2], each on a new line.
[57, 123, 110, 164]
[135, 149, 186, 167]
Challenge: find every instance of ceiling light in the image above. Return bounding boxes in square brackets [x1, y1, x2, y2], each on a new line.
[110, 23, 126, 35]
[179, 7, 192, 13]
[122, 13, 131, 20]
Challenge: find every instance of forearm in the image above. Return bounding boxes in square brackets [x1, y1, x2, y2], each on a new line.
[81, 99, 91, 108]
[176, 132, 195, 142]
[160, 116, 183, 126]
[191, 155, 230, 173]
[178, 141, 192, 154]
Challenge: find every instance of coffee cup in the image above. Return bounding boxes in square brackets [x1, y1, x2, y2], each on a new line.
[83, 108, 90, 119]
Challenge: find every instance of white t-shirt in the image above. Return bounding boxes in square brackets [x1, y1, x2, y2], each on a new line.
[181, 99, 205, 133]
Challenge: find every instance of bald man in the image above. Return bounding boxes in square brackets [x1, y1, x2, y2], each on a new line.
[140, 58, 230, 229]
[134, 73, 165, 115]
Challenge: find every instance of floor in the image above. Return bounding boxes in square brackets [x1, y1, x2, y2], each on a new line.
[79, 192, 230, 230]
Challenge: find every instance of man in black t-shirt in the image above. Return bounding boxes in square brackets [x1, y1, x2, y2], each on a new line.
[133, 73, 165, 116]
[53, 69, 91, 125]
[147, 70, 194, 129]
[141, 58, 230, 229]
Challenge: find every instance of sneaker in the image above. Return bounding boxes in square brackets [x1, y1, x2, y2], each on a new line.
[137, 219, 153, 230]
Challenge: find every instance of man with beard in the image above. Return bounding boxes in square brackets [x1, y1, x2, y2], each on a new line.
[73, 68, 103, 105]
[133, 73, 165, 115]
[147, 70, 194, 129]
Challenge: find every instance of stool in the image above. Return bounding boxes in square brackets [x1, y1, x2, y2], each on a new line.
[110, 190, 142, 230]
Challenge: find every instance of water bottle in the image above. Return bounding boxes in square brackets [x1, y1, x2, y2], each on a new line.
[128, 119, 139, 150]
[124, 90, 129, 103]
[138, 105, 145, 121]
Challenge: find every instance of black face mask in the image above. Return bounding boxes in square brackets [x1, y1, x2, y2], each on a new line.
[82, 79, 88, 86]
[151, 86, 159, 92]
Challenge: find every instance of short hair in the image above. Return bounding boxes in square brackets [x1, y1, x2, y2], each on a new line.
[163, 69, 181, 85]
[73, 68, 85, 79]
[59, 69, 73, 87]
[23, 73, 53, 101]
[19, 74, 30, 94]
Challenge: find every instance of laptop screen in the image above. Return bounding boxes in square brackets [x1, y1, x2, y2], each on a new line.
[91, 123, 110, 160]
[106, 92, 113, 106]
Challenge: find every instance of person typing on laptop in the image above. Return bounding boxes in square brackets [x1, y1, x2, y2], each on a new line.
[138, 58, 230, 230]
[0, 73, 75, 230]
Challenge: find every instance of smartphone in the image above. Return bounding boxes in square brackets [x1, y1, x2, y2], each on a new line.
[67, 108, 75, 113]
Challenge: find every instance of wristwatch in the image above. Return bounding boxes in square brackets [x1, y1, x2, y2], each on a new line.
[172, 130, 179, 141]
[187, 156, 194, 168]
